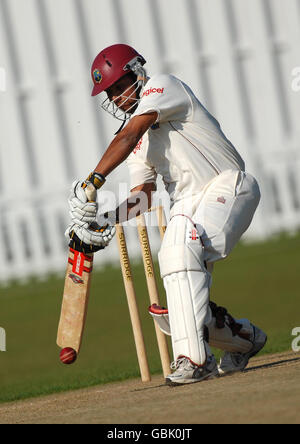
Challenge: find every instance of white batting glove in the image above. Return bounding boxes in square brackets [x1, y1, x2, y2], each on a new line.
[65, 222, 116, 249]
[68, 180, 98, 227]
[97, 210, 118, 227]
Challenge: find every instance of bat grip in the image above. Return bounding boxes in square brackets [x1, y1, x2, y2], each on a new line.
[84, 182, 97, 203]
[83, 182, 104, 232]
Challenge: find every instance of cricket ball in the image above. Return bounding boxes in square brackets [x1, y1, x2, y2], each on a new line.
[60, 347, 77, 365]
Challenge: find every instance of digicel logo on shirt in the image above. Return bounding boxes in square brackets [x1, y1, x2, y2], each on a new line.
[142, 87, 164, 97]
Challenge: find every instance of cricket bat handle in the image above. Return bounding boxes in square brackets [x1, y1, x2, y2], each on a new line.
[84, 182, 97, 202]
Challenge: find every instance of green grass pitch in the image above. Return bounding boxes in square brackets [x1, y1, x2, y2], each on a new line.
[0, 231, 299, 403]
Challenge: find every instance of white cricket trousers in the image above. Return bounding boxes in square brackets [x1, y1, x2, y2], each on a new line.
[192, 169, 261, 263]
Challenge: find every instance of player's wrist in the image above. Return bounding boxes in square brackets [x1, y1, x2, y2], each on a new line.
[85, 172, 106, 190]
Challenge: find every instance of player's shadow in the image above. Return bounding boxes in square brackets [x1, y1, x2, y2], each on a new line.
[244, 356, 300, 373]
[132, 355, 300, 391]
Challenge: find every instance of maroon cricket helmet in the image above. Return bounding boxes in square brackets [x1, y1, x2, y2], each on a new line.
[91, 44, 146, 97]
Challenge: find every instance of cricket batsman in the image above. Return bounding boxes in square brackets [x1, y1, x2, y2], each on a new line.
[66, 44, 267, 385]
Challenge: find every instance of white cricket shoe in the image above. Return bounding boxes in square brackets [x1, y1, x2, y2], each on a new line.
[218, 325, 267, 375]
[166, 355, 219, 386]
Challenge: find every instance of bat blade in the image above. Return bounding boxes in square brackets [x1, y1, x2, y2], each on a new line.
[57, 248, 93, 354]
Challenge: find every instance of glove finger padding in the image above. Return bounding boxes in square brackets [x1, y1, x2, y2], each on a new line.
[69, 209, 97, 228]
[69, 201, 97, 216]
[70, 180, 90, 203]
[68, 232, 105, 254]
[65, 222, 116, 248]
[86, 222, 116, 245]
[97, 211, 118, 227]
[68, 180, 98, 225]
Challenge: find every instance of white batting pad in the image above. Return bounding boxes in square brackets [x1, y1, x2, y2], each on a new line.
[149, 308, 253, 354]
[206, 317, 253, 353]
[158, 215, 212, 365]
[148, 304, 171, 336]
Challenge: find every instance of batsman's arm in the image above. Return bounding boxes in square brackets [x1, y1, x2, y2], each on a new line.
[117, 182, 156, 224]
[93, 112, 158, 178]
[73, 113, 157, 225]
[99, 182, 156, 227]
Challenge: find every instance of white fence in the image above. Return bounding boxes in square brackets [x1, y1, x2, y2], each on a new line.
[0, 0, 299, 284]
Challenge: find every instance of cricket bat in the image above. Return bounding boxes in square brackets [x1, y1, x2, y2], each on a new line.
[57, 184, 96, 356]
[56, 248, 94, 354]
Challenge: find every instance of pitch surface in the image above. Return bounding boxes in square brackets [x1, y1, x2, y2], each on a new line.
[0, 351, 299, 424]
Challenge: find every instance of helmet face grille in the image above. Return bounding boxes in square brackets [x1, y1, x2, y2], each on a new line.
[123, 56, 145, 72]
[101, 72, 146, 121]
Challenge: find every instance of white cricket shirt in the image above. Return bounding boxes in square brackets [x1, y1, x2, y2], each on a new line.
[127, 74, 245, 209]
